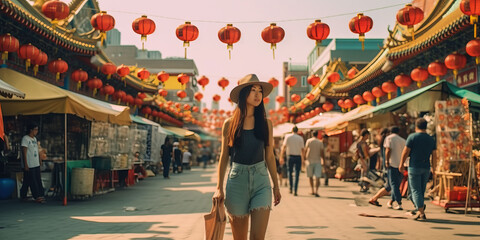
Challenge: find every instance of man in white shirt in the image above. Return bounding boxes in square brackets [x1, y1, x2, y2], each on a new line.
[20, 123, 45, 203]
[182, 147, 192, 170]
[305, 131, 324, 197]
[384, 126, 406, 210]
[281, 126, 304, 196]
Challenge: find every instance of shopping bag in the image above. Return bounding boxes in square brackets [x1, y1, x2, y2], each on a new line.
[204, 198, 226, 240]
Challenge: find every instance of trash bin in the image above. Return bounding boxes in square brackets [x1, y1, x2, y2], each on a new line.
[71, 168, 94, 196]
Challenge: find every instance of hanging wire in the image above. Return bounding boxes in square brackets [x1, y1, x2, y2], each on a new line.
[88, 3, 406, 24]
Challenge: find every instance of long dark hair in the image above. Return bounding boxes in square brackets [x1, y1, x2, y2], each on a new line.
[228, 85, 269, 148]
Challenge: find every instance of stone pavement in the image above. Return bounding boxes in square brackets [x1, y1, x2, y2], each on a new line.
[0, 165, 479, 240]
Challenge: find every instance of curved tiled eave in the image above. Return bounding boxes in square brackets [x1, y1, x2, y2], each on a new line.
[0, 0, 97, 55]
[387, 10, 469, 61]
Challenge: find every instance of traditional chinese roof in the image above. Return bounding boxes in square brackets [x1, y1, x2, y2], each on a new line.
[0, 0, 98, 55]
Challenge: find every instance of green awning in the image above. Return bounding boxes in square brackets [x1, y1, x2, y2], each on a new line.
[333, 80, 480, 127]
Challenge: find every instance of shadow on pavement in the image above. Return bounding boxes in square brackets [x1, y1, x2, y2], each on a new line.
[354, 226, 376, 229]
[453, 233, 480, 237]
[426, 219, 480, 225]
[307, 238, 339, 240]
[367, 231, 404, 235]
[326, 196, 355, 200]
[286, 226, 328, 229]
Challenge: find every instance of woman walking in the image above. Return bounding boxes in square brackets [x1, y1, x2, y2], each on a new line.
[213, 74, 281, 239]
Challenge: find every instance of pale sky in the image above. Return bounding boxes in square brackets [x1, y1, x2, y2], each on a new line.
[96, 0, 410, 110]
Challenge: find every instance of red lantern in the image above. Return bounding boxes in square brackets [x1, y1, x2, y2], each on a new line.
[396, 4, 424, 40]
[194, 92, 203, 102]
[218, 24, 241, 59]
[372, 87, 385, 104]
[192, 106, 199, 112]
[31, 51, 48, 76]
[158, 89, 168, 97]
[314, 107, 322, 115]
[327, 72, 340, 83]
[218, 77, 229, 90]
[347, 67, 358, 79]
[344, 99, 355, 110]
[0, 34, 19, 62]
[268, 109, 275, 115]
[285, 75, 297, 88]
[116, 64, 130, 81]
[307, 75, 320, 86]
[349, 13, 373, 50]
[125, 94, 134, 106]
[137, 68, 150, 80]
[175, 102, 181, 109]
[102, 85, 115, 101]
[410, 67, 429, 87]
[213, 94, 221, 102]
[263, 97, 270, 105]
[18, 43, 39, 71]
[134, 97, 143, 107]
[381, 81, 397, 100]
[157, 71, 169, 83]
[197, 75, 209, 90]
[141, 106, 152, 117]
[87, 78, 103, 96]
[137, 92, 147, 100]
[113, 90, 126, 104]
[90, 11, 115, 45]
[306, 93, 315, 101]
[276, 96, 285, 105]
[353, 94, 365, 106]
[445, 52, 467, 79]
[184, 104, 191, 111]
[71, 69, 88, 90]
[101, 63, 116, 79]
[428, 61, 447, 82]
[41, 0, 69, 21]
[362, 91, 375, 105]
[177, 90, 187, 99]
[307, 19, 330, 56]
[460, 0, 480, 37]
[177, 73, 189, 88]
[337, 99, 345, 111]
[132, 15, 156, 50]
[262, 78, 277, 90]
[48, 58, 68, 81]
[202, 108, 209, 113]
[466, 38, 480, 64]
[291, 94, 300, 103]
[261, 23, 285, 59]
[322, 101, 334, 112]
[176, 21, 199, 58]
[394, 73, 412, 93]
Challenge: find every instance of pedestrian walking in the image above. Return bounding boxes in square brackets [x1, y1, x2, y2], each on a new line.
[20, 123, 45, 203]
[369, 128, 392, 206]
[172, 142, 182, 173]
[200, 145, 210, 169]
[280, 126, 305, 196]
[213, 74, 281, 240]
[160, 137, 173, 179]
[382, 126, 406, 209]
[355, 129, 370, 192]
[322, 134, 330, 186]
[305, 131, 324, 197]
[400, 118, 436, 221]
[182, 147, 192, 170]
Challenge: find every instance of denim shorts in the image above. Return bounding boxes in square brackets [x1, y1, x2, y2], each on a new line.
[225, 161, 272, 217]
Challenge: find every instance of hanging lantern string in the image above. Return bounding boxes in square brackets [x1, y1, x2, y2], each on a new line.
[83, 3, 404, 24]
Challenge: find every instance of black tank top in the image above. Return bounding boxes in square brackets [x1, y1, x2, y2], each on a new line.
[231, 129, 264, 165]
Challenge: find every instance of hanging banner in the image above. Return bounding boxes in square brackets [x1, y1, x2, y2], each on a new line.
[456, 67, 477, 88]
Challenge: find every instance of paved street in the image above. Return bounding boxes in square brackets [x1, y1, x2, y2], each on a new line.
[1, 166, 479, 240]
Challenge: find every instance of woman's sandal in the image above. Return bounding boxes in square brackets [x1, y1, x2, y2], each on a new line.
[368, 200, 382, 207]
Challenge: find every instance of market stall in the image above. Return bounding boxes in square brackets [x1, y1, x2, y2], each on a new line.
[0, 68, 131, 204]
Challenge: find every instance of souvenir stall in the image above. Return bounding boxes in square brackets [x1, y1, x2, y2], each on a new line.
[433, 99, 480, 211]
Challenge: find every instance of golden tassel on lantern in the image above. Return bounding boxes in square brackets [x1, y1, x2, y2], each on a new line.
[417, 82, 422, 88]
[184, 41, 190, 59]
[470, 15, 478, 38]
[387, 92, 392, 100]
[2, 51, 8, 62]
[93, 88, 98, 96]
[376, 97, 380, 105]
[105, 95, 109, 101]
[359, 34, 365, 51]
[77, 82, 82, 91]
[141, 35, 147, 51]
[33, 65, 39, 76]
[25, 59, 31, 72]
[227, 44, 233, 60]
[271, 43, 277, 60]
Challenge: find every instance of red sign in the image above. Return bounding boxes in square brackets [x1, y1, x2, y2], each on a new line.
[456, 67, 477, 88]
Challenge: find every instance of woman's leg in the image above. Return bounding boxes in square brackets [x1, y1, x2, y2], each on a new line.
[229, 215, 249, 240]
[250, 209, 270, 240]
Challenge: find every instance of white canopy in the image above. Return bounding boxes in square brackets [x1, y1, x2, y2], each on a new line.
[296, 112, 343, 130]
[273, 122, 295, 138]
